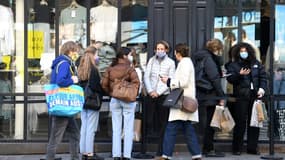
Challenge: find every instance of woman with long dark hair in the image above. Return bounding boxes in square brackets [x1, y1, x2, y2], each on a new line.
[101, 47, 140, 160]
[225, 42, 267, 155]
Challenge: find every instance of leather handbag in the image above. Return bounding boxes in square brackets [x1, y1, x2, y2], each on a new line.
[83, 85, 101, 111]
[163, 88, 198, 113]
[162, 88, 184, 108]
[181, 96, 198, 113]
[111, 69, 138, 102]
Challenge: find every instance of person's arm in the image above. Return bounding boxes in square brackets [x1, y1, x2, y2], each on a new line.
[257, 62, 268, 98]
[130, 68, 140, 92]
[204, 57, 225, 97]
[89, 67, 104, 95]
[143, 57, 153, 93]
[101, 68, 110, 94]
[225, 62, 242, 85]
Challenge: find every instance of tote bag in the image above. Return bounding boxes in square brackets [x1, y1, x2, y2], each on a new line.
[44, 84, 84, 117]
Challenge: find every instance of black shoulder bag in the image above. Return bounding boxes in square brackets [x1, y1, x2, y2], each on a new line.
[83, 79, 102, 111]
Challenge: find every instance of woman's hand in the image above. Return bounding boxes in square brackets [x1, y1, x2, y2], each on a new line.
[240, 68, 251, 75]
[160, 76, 169, 83]
[149, 91, 159, 98]
[219, 99, 225, 106]
[257, 88, 265, 98]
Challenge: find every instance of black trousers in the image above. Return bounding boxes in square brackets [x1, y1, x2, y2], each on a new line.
[231, 97, 260, 152]
[198, 105, 216, 152]
[145, 95, 169, 156]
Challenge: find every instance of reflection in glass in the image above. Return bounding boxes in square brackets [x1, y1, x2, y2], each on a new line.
[241, 1, 261, 61]
[28, 0, 55, 92]
[27, 101, 48, 140]
[214, 1, 238, 95]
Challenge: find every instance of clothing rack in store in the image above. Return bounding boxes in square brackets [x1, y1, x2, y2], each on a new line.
[69, 0, 79, 9]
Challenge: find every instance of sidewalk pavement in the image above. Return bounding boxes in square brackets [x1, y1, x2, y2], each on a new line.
[0, 152, 284, 160]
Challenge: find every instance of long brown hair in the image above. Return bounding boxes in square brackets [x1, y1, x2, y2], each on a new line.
[78, 46, 98, 81]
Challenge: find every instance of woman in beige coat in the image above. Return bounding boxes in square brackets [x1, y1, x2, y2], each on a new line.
[160, 43, 201, 160]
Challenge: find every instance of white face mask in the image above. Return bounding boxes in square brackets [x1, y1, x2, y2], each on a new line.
[128, 55, 133, 63]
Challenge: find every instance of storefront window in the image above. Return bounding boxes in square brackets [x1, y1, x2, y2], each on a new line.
[0, 0, 24, 140]
[214, 0, 238, 95]
[121, 0, 148, 71]
[90, 0, 117, 72]
[26, 0, 55, 140]
[274, 0, 285, 84]
[241, 0, 261, 61]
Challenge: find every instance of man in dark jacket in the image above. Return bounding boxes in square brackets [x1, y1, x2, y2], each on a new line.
[192, 39, 225, 157]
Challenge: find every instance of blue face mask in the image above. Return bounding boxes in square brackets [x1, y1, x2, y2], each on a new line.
[156, 51, 166, 59]
[240, 51, 248, 59]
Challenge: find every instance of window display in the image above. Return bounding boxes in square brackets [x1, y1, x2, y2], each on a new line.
[90, 0, 118, 43]
[59, 0, 87, 47]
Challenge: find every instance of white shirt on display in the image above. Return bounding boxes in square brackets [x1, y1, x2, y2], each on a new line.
[90, 4, 118, 43]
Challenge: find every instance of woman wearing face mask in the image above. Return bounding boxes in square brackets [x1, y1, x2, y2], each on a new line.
[225, 42, 267, 155]
[144, 40, 175, 157]
[78, 46, 104, 160]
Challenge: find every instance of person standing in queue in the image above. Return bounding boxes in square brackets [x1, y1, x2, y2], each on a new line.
[143, 40, 175, 157]
[192, 39, 225, 157]
[225, 42, 267, 155]
[101, 47, 140, 160]
[78, 46, 104, 160]
[44, 41, 80, 160]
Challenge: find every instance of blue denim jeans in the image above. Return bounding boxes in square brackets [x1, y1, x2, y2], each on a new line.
[46, 116, 80, 160]
[110, 98, 136, 158]
[162, 120, 202, 159]
[80, 109, 100, 154]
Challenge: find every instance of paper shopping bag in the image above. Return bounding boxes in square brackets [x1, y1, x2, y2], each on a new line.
[250, 100, 263, 128]
[210, 105, 224, 130]
[220, 107, 235, 133]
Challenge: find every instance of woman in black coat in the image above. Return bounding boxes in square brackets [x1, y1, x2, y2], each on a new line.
[225, 42, 267, 155]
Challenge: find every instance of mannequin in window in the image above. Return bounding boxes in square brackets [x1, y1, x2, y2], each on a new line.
[90, 0, 117, 43]
[59, 0, 87, 47]
[0, 2, 14, 55]
[122, 0, 147, 21]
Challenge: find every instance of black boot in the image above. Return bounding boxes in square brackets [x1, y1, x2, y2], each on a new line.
[122, 158, 130, 160]
[113, 157, 121, 160]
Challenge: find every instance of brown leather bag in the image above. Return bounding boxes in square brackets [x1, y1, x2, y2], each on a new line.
[111, 69, 138, 102]
[181, 96, 198, 113]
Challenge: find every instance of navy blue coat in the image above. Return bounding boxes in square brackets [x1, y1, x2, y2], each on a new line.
[225, 59, 267, 97]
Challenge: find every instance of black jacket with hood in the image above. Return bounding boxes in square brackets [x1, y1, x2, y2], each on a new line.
[192, 49, 225, 106]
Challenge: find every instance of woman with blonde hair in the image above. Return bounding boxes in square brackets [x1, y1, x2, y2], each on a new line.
[78, 46, 104, 160]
